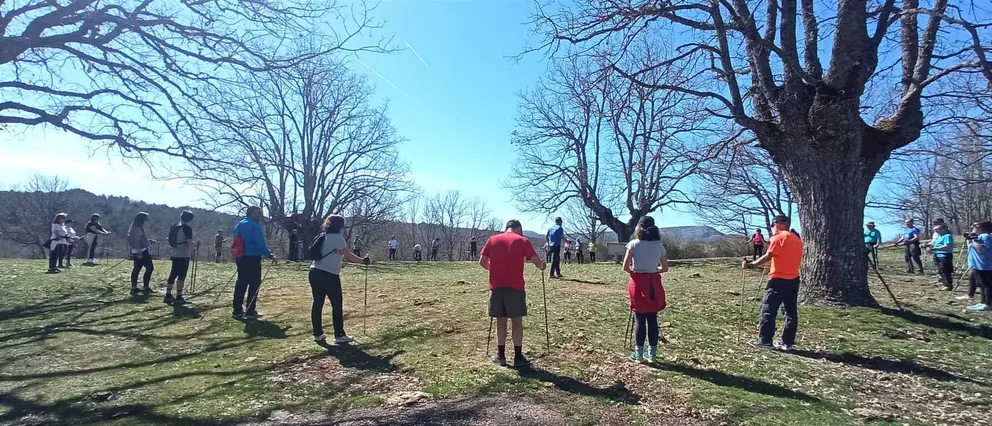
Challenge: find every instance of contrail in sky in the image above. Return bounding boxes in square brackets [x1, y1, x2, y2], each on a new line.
[354, 58, 412, 99]
[404, 39, 431, 70]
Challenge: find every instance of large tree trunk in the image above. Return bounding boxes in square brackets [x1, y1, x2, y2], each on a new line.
[766, 102, 887, 307]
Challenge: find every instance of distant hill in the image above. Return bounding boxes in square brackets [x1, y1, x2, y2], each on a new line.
[0, 188, 241, 259]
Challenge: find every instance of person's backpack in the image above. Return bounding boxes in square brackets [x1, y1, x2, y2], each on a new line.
[308, 232, 337, 261]
[230, 234, 245, 258]
[168, 224, 181, 248]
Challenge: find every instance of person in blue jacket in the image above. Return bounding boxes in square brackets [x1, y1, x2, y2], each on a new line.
[864, 222, 882, 269]
[546, 217, 565, 279]
[232, 206, 274, 319]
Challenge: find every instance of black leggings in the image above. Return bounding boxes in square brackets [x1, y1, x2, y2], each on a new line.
[752, 244, 763, 260]
[935, 255, 954, 286]
[131, 250, 154, 287]
[309, 269, 346, 338]
[635, 312, 659, 347]
[168, 258, 190, 284]
[48, 246, 64, 270]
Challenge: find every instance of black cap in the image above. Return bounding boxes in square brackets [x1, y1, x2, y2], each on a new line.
[506, 219, 522, 230]
[638, 216, 656, 227]
[773, 214, 790, 224]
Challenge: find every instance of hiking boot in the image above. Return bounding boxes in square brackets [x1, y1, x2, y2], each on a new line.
[645, 347, 659, 363]
[130, 287, 141, 295]
[163, 294, 175, 305]
[966, 303, 990, 311]
[513, 355, 532, 368]
[46, 268, 60, 274]
[173, 296, 188, 305]
[142, 286, 156, 294]
[314, 334, 327, 342]
[773, 341, 793, 352]
[334, 335, 354, 344]
[491, 356, 507, 367]
[244, 311, 263, 319]
[749, 339, 774, 350]
[628, 349, 643, 362]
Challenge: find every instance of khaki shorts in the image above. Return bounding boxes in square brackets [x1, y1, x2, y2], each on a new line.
[488, 287, 527, 318]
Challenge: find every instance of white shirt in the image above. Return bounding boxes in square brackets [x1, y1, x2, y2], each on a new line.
[388, 239, 399, 249]
[626, 239, 667, 273]
[51, 223, 68, 245]
[310, 233, 348, 275]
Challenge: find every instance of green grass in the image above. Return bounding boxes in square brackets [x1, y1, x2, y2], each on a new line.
[1, 252, 990, 425]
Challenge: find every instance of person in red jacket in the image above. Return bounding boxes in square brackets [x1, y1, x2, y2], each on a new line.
[622, 216, 669, 363]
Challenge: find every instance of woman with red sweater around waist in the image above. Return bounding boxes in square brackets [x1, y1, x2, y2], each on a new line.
[622, 215, 669, 363]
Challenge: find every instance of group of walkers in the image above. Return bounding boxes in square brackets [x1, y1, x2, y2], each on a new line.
[541, 217, 600, 279]
[46, 213, 112, 273]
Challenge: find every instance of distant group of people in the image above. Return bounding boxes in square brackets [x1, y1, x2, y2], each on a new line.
[46, 213, 112, 273]
[540, 217, 600, 280]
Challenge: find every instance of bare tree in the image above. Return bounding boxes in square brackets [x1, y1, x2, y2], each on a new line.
[528, 0, 992, 306]
[0, 174, 73, 257]
[187, 53, 412, 249]
[563, 200, 608, 244]
[506, 47, 710, 242]
[486, 217, 504, 233]
[692, 143, 796, 236]
[1, 1, 389, 159]
[425, 190, 468, 261]
[467, 197, 490, 238]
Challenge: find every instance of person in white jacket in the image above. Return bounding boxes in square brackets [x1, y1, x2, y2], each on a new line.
[61, 219, 78, 268]
[83, 214, 112, 265]
[48, 213, 68, 274]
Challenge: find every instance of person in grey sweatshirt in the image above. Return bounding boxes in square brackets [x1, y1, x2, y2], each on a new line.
[127, 212, 155, 294]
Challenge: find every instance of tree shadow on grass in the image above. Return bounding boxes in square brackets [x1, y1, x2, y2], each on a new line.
[879, 307, 992, 339]
[516, 366, 641, 405]
[790, 350, 980, 384]
[649, 362, 819, 402]
[171, 304, 203, 319]
[319, 341, 401, 373]
[243, 319, 289, 339]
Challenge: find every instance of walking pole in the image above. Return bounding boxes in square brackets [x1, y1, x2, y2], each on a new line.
[952, 267, 973, 292]
[541, 271, 551, 354]
[245, 259, 272, 315]
[486, 317, 494, 357]
[363, 264, 369, 336]
[736, 259, 747, 345]
[870, 264, 903, 310]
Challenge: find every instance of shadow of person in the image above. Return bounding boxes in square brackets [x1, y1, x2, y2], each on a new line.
[320, 342, 401, 373]
[649, 362, 819, 401]
[129, 292, 151, 304]
[243, 319, 289, 339]
[879, 307, 992, 339]
[789, 349, 978, 383]
[516, 366, 641, 404]
[171, 304, 202, 319]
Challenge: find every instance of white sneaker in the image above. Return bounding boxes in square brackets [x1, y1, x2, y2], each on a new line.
[314, 334, 327, 342]
[773, 341, 794, 352]
[956, 295, 972, 300]
[334, 335, 355, 344]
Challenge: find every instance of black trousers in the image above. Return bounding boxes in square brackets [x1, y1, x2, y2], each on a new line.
[88, 235, 100, 260]
[48, 246, 62, 270]
[935, 255, 954, 286]
[589, 251, 595, 263]
[55, 244, 68, 267]
[233, 256, 262, 314]
[576, 250, 584, 264]
[976, 270, 992, 306]
[470, 245, 478, 258]
[968, 269, 979, 298]
[215, 247, 222, 262]
[752, 244, 763, 260]
[289, 242, 300, 262]
[905, 243, 924, 272]
[309, 269, 346, 338]
[131, 250, 154, 287]
[865, 243, 878, 269]
[389, 248, 397, 261]
[430, 248, 438, 261]
[634, 312, 659, 347]
[548, 246, 562, 277]
[65, 245, 74, 265]
[757, 277, 800, 346]
[168, 258, 190, 284]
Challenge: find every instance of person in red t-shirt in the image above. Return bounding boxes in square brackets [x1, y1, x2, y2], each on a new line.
[479, 219, 546, 367]
[751, 229, 765, 260]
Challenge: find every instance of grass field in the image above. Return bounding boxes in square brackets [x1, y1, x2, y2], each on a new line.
[1, 251, 991, 425]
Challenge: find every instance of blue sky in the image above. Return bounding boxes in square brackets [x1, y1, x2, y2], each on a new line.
[0, 0, 900, 237]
